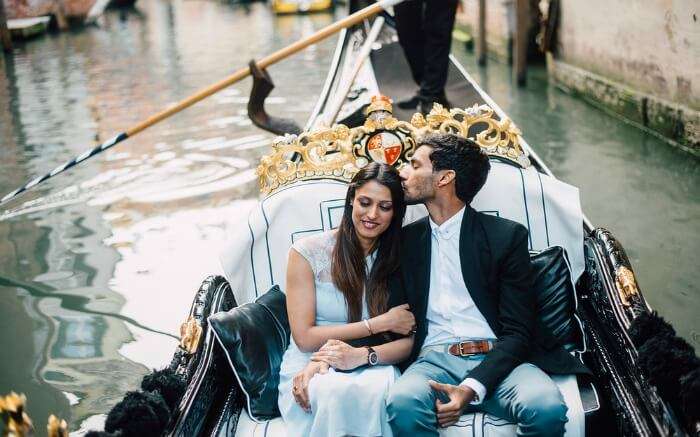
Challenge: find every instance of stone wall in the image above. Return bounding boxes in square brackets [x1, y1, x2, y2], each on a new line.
[550, 0, 699, 152]
[556, 0, 698, 110]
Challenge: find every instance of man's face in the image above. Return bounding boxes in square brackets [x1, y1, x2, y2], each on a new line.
[399, 145, 437, 205]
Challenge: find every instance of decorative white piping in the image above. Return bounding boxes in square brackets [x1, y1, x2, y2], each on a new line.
[209, 322, 261, 423]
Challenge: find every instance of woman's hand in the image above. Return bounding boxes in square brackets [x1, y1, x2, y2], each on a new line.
[374, 303, 416, 335]
[292, 361, 329, 412]
[311, 339, 369, 370]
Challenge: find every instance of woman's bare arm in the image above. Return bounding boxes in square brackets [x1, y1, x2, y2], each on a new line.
[286, 249, 405, 352]
[311, 336, 414, 369]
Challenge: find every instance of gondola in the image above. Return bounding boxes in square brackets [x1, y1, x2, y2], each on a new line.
[155, 5, 697, 436]
[2, 2, 696, 437]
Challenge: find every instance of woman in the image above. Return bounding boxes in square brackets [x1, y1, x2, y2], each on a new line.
[278, 163, 415, 437]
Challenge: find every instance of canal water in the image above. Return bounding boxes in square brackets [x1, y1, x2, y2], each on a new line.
[0, 1, 697, 434]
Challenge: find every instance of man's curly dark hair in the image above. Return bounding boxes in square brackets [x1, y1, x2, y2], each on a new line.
[419, 133, 491, 204]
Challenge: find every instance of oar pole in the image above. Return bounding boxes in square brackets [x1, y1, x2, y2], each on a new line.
[127, 0, 395, 137]
[2, 0, 401, 206]
[125, 66, 251, 136]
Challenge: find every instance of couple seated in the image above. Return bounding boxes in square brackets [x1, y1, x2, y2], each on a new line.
[277, 133, 589, 437]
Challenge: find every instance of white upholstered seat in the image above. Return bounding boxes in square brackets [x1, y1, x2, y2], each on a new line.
[220, 161, 584, 303]
[234, 374, 583, 437]
[219, 161, 586, 437]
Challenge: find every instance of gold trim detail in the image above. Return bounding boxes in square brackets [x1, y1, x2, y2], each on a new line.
[615, 266, 639, 307]
[47, 415, 68, 437]
[256, 98, 530, 195]
[0, 392, 34, 437]
[179, 316, 202, 355]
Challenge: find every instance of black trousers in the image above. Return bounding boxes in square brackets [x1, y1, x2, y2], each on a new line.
[394, 0, 459, 100]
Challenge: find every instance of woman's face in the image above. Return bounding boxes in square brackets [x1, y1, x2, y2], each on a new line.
[351, 180, 395, 244]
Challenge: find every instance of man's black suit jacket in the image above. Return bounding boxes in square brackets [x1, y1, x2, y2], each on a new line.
[391, 206, 589, 394]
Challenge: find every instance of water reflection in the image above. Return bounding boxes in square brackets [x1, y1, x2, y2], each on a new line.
[0, 1, 337, 434]
[52, 316, 107, 359]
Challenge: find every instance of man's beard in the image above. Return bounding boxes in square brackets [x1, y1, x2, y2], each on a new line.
[403, 196, 424, 206]
[402, 188, 430, 205]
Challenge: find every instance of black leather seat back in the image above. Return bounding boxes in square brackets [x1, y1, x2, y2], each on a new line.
[209, 286, 290, 421]
[530, 246, 581, 351]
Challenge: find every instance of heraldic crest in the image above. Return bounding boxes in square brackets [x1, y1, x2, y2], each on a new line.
[256, 95, 530, 195]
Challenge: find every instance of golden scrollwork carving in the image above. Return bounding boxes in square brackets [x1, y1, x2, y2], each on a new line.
[0, 392, 34, 437]
[179, 316, 202, 355]
[256, 96, 530, 195]
[47, 415, 68, 437]
[615, 266, 639, 307]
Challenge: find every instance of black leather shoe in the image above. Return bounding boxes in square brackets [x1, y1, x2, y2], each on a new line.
[418, 99, 432, 115]
[396, 94, 422, 110]
[419, 95, 451, 115]
[436, 95, 451, 108]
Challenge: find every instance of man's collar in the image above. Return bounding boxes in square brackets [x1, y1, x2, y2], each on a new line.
[429, 206, 466, 239]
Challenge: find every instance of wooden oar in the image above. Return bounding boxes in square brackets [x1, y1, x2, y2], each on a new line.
[0, 0, 402, 206]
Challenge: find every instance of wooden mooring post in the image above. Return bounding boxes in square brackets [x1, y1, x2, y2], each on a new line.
[513, 0, 529, 86]
[476, 0, 486, 66]
[0, 0, 13, 53]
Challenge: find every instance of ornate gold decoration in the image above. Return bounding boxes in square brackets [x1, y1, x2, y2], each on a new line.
[256, 96, 530, 195]
[47, 415, 68, 437]
[424, 104, 529, 167]
[0, 392, 34, 437]
[615, 266, 639, 307]
[179, 316, 202, 355]
[364, 94, 393, 114]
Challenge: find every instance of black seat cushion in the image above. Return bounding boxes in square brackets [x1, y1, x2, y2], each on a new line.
[209, 286, 289, 421]
[530, 246, 580, 351]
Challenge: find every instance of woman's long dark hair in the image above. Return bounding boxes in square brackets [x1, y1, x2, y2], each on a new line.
[331, 162, 406, 322]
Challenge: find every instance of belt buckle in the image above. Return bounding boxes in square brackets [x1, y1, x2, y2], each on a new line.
[458, 342, 474, 357]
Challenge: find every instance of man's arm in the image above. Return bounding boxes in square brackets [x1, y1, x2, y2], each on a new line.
[464, 224, 535, 394]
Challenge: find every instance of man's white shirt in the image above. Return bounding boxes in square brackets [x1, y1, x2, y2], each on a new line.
[423, 206, 496, 404]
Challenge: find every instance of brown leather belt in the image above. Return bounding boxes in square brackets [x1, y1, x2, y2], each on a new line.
[447, 340, 494, 356]
[420, 340, 495, 358]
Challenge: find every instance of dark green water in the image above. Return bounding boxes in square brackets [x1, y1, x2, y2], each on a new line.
[0, 1, 697, 434]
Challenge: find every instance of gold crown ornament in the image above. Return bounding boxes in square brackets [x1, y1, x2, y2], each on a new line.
[365, 94, 393, 114]
[256, 95, 530, 195]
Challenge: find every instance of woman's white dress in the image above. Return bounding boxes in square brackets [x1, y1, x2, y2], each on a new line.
[278, 230, 398, 437]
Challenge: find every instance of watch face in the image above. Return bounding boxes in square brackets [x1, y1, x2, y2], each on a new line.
[368, 351, 379, 365]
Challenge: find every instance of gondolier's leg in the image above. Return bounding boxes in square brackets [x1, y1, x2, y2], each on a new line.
[394, 0, 426, 87]
[419, 0, 458, 107]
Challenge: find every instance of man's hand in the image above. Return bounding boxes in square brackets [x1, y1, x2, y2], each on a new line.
[310, 339, 368, 370]
[292, 361, 329, 413]
[429, 380, 475, 428]
[376, 304, 416, 335]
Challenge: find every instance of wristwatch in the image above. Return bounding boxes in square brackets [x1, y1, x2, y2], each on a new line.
[366, 346, 379, 366]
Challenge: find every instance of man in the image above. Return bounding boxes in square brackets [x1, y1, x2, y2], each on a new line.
[394, 0, 459, 114]
[387, 133, 589, 436]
